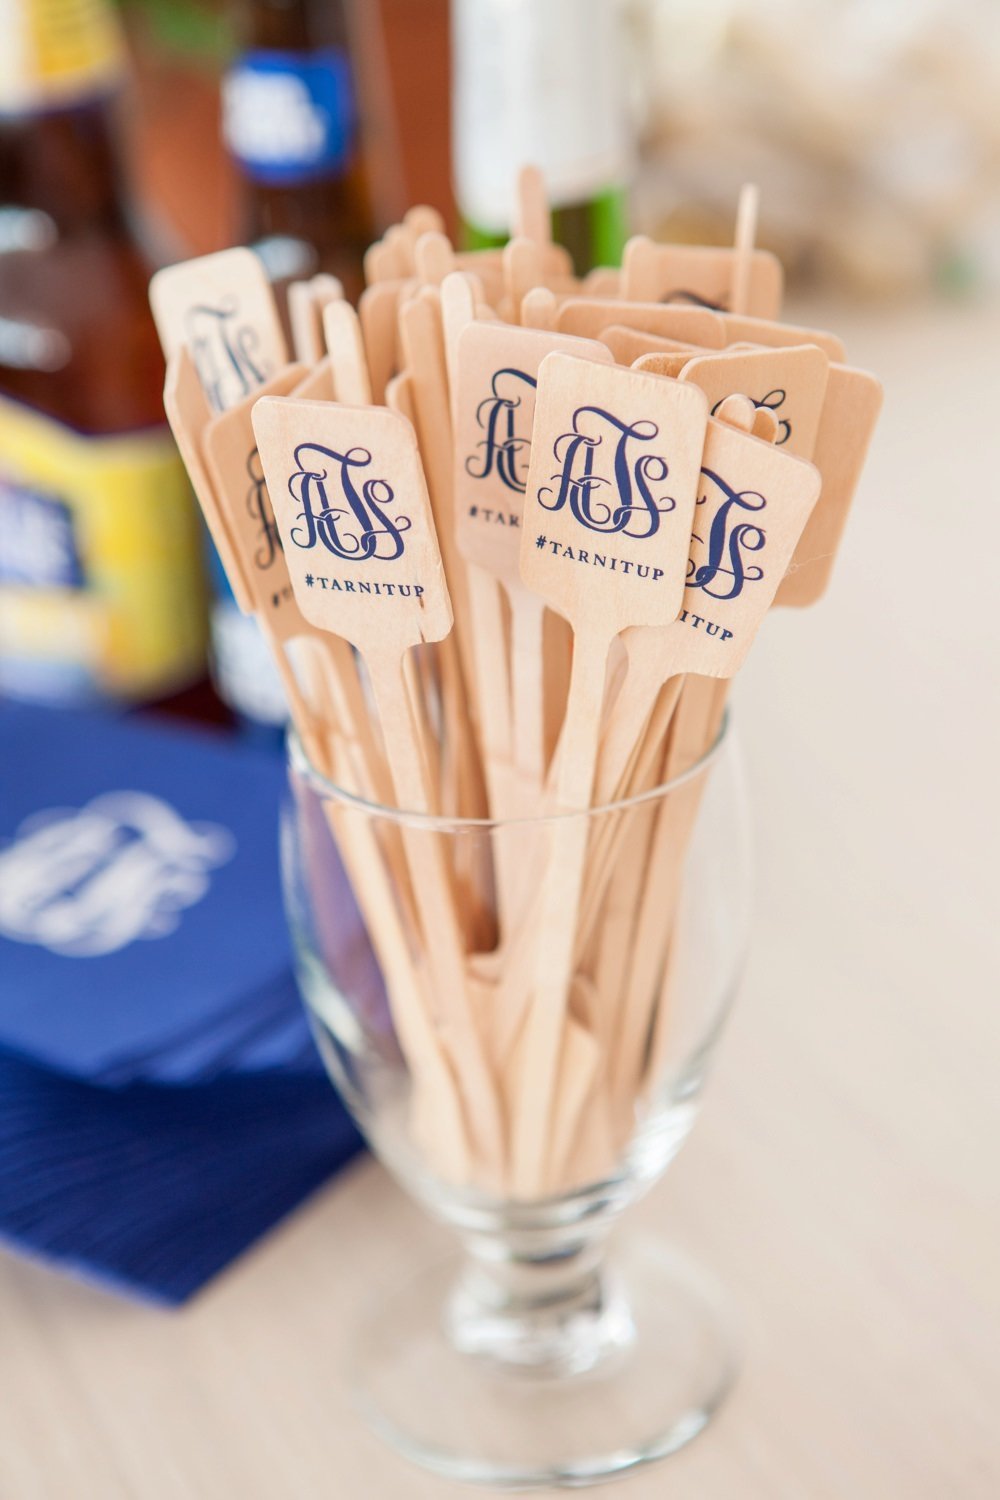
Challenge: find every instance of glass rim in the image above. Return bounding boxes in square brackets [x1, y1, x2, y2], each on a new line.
[286, 709, 730, 832]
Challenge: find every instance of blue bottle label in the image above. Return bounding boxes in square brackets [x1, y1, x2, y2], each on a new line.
[222, 49, 356, 186]
[0, 481, 84, 589]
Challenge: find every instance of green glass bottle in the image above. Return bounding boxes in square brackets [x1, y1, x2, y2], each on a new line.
[451, 0, 634, 273]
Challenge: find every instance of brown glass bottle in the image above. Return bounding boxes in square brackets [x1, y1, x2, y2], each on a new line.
[0, 0, 208, 707]
[0, 108, 162, 428]
[222, 0, 378, 303]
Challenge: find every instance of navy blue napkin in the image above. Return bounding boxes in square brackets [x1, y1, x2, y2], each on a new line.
[0, 1046, 360, 1304]
[0, 702, 366, 1302]
[0, 701, 314, 1082]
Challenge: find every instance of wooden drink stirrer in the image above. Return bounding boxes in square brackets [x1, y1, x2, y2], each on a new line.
[322, 300, 373, 405]
[193, 371, 456, 1162]
[520, 287, 559, 332]
[252, 396, 503, 1179]
[507, 355, 708, 1195]
[290, 358, 335, 403]
[288, 273, 343, 364]
[556, 299, 726, 349]
[620, 192, 784, 317]
[359, 277, 414, 404]
[201, 367, 395, 808]
[586, 387, 812, 1082]
[774, 363, 883, 607]
[623, 364, 882, 1126]
[679, 343, 830, 458]
[671, 356, 882, 613]
[720, 313, 845, 361]
[196, 364, 325, 735]
[397, 288, 491, 825]
[453, 302, 615, 810]
[160, 349, 412, 966]
[730, 181, 759, 317]
[591, 344, 830, 806]
[573, 398, 775, 944]
[609, 413, 822, 1109]
[502, 237, 579, 322]
[438, 273, 516, 854]
[598, 326, 703, 371]
[513, 164, 551, 247]
[631, 367, 881, 1102]
[161, 348, 336, 756]
[150, 247, 288, 414]
[574, 400, 776, 1047]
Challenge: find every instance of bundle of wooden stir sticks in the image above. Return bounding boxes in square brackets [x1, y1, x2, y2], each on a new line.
[150, 175, 882, 1199]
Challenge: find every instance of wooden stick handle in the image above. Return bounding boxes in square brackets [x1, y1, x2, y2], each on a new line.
[508, 589, 547, 801]
[593, 630, 671, 805]
[731, 182, 758, 316]
[508, 624, 611, 1196]
[319, 747, 473, 1184]
[366, 649, 504, 1183]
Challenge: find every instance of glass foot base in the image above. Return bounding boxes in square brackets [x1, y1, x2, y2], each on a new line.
[351, 1237, 737, 1490]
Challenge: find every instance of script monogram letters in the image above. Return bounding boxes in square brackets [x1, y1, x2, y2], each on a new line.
[711, 388, 791, 446]
[537, 405, 676, 539]
[686, 467, 766, 601]
[465, 367, 537, 494]
[185, 299, 266, 411]
[246, 448, 282, 570]
[287, 442, 412, 562]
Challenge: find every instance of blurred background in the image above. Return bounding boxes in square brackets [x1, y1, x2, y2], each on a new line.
[3, 0, 998, 728]
[2, 0, 999, 1339]
[132, 0, 1000, 294]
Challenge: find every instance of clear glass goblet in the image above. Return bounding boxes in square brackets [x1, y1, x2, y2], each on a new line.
[281, 716, 751, 1488]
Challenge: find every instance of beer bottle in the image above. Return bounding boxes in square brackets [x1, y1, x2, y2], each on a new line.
[451, 0, 634, 274]
[222, 0, 378, 304]
[0, 0, 209, 707]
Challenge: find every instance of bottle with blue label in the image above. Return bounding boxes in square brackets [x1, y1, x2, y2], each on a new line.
[211, 0, 379, 736]
[223, 0, 377, 304]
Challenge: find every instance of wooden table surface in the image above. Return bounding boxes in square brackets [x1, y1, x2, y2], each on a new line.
[2, 299, 998, 1498]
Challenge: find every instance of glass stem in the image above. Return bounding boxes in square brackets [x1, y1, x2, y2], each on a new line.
[445, 1220, 635, 1377]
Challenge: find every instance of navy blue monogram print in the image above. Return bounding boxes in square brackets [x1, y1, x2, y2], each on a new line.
[246, 449, 282, 570]
[660, 289, 727, 311]
[710, 388, 791, 445]
[465, 367, 537, 494]
[686, 467, 766, 600]
[185, 299, 266, 411]
[537, 406, 676, 538]
[287, 442, 412, 562]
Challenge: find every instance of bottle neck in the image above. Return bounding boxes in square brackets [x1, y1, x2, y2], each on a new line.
[0, 0, 129, 235]
[235, 0, 350, 53]
[451, 0, 634, 245]
[223, 0, 372, 294]
[0, 94, 128, 236]
[223, 22, 359, 197]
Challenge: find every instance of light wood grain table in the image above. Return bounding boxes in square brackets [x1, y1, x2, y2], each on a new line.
[2, 299, 998, 1499]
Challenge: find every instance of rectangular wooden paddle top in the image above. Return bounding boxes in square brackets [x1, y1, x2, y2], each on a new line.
[520, 355, 708, 636]
[251, 397, 454, 656]
[453, 322, 613, 582]
[150, 247, 288, 414]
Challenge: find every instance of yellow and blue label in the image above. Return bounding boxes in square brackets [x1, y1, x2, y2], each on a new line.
[0, 395, 208, 704]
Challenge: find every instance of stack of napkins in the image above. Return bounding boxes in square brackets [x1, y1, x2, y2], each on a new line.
[0, 702, 365, 1304]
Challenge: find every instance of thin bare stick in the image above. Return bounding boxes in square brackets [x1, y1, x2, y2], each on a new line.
[731, 182, 759, 317]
